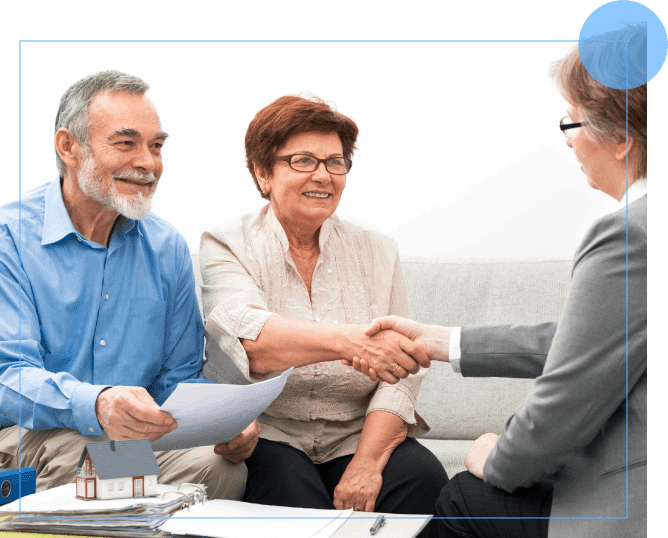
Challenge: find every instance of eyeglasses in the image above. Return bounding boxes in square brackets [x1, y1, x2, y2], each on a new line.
[559, 116, 589, 138]
[275, 153, 353, 175]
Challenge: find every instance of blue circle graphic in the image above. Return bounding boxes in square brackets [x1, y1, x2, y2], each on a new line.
[579, 1, 667, 89]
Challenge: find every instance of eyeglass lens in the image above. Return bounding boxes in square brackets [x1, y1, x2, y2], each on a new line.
[290, 155, 350, 174]
[560, 116, 579, 138]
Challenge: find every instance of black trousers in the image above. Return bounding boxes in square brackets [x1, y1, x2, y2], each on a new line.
[425, 471, 553, 538]
[243, 437, 448, 515]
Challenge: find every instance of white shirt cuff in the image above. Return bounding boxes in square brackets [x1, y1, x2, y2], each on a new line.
[449, 326, 462, 373]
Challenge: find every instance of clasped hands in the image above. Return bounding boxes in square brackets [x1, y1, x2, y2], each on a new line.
[95, 386, 259, 464]
[342, 316, 451, 384]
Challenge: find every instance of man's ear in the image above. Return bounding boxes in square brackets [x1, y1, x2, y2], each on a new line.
[54, 128, 81, 171]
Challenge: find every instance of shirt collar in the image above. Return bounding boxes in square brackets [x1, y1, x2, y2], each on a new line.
[41, 178, 78, 246]
[622, 178, 647, 206]
[266, 204, 332, 254]
[41, 177, 139, 246]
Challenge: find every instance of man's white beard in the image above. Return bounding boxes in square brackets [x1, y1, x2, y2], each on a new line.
[76, 147, 157, 220]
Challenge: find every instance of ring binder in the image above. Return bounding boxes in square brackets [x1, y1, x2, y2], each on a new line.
[161, 490, 192, 511]
[178, 482, 207, 504]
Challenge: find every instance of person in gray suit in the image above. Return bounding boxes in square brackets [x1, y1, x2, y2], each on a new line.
[343, 37, 647, 538]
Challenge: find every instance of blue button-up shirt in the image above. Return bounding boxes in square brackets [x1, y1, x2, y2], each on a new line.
[0, 179, 209, 435]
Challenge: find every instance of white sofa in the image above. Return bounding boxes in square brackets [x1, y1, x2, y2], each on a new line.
[192, 254, 572, 479]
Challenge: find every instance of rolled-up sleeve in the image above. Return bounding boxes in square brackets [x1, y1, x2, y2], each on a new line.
[200, 230, 277, 383]
[366, 254, 429, 436]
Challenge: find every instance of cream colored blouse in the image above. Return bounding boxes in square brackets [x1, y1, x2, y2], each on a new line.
[200, 205, 428, 463]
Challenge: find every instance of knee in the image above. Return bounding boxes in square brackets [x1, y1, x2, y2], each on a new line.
[434, 472, 475, 518]
[387, 441, 449, 492]
[200, 456, 248, 500]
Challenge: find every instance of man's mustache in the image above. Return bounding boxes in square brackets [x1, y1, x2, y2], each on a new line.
[113, 170, 157, 183]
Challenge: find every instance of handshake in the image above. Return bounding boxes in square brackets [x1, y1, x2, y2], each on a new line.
[341, 316, 452, 384]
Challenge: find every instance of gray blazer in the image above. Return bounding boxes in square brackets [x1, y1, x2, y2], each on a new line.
[460, 195, 647, 538]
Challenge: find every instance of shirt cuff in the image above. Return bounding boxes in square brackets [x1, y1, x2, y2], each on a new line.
[237, 308, 278, 340]
[449, 326, 462, 373]
[71, 383, 111, 435]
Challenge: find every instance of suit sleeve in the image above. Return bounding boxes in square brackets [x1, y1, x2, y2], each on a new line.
[464, 209, 646, 491]
[460, 323, 557, 378]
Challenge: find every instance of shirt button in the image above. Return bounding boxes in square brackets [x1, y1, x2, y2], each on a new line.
[327, 268, 332, 273]
[88, 427, 94, 433]
[315, 318, 321, 323]
[100, 339, 106, 346]
[333, 321, 338, 324]
[105, 294, 109, 300]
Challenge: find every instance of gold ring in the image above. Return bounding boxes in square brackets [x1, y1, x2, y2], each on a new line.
[392, 364, 400, 373]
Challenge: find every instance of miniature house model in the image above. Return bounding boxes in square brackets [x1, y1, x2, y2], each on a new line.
[75, 439, 161, 500]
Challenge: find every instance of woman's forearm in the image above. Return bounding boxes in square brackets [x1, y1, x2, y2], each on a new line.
[243, 316, 428, 380]
[242, 316, 357, 373]
[352, 410, 408, 471]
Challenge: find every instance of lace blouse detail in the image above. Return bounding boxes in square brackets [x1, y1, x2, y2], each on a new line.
[200, 205, 428, 462]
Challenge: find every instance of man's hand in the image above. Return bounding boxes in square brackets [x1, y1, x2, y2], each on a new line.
[342, 316, 450, 380]
[214, 420, 261, 464]
[465, 433, 499, 479]
[333, 457, 383, 513]
[96, 386, 177, 441]
[342, 326, 430, 385]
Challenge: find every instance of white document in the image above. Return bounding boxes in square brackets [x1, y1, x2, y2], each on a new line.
[152, 368, 292, 451]
[160, 499, 352, 538]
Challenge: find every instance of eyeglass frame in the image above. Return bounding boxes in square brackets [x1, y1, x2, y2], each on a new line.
[559, 116, 589, 137]
[274, 153, 353, 175]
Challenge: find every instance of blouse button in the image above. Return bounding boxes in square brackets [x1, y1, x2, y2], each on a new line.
[100, 339, 106, 346]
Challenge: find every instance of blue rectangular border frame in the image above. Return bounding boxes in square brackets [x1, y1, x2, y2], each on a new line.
[15, 38, 633, 525]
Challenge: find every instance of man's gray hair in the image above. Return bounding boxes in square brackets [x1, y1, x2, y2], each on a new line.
[55, 70, 150, 176]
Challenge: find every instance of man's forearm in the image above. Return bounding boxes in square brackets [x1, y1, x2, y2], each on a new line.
[0, 362, 109, 434]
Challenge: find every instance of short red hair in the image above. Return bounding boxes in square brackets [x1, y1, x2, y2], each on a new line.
[245, 95, 359, 199]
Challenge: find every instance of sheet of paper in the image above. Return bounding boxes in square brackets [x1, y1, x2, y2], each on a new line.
[160, 499, 352, 538]
[309, 510, 350, 538]
[152, 368, 292, 451]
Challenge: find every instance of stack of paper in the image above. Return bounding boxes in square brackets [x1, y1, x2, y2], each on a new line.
[0, 483, 204, 536]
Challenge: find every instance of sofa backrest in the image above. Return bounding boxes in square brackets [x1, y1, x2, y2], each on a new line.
[403, 257, 572, 440]
[191, 253, 572, 441]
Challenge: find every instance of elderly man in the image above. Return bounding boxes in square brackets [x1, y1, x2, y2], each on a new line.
[0, 70, 258, 497]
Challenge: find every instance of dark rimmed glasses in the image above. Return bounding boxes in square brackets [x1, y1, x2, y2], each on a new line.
[275, 153, 353, 175]
[559, 116, 589, 138]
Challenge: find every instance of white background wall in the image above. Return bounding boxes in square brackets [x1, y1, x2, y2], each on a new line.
[0, 22, 616, 257]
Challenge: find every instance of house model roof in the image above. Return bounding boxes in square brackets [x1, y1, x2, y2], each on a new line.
[76, 439, 161, 480]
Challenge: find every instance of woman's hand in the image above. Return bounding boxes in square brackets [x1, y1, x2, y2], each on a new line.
[214, 420, 261, 464]
[333, 457, 383, 512]
[342, 325, 430, 384]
